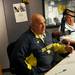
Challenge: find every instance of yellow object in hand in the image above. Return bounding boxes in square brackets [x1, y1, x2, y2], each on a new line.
[51, 43, 66, 53]
[25, 53, 37, 70]
[42, 43, 66, 54]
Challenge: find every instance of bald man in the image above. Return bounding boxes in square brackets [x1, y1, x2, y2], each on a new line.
[9, 13, 73, 75]
[31, 13, 46, 34]
[10, 13, 56, 75]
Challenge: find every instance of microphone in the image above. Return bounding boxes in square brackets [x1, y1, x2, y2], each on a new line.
[63, 30, 75, 35]
[60, 30, 70, 36]
[65, 30, 71, 35]
[65, 30, 75, 35]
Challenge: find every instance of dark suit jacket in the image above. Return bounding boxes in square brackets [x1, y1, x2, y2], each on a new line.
[8, 29, 55, 75]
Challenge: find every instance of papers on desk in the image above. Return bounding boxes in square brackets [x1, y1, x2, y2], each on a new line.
[70, 32, 75, 40]
[45, 51, 75, 75]
[60, 33, 75, 42]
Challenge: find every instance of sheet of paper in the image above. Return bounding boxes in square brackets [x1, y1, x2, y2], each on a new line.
[13, 3, 28, 23]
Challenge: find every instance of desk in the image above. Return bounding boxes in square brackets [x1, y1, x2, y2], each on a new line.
[45, 50, 75, 75]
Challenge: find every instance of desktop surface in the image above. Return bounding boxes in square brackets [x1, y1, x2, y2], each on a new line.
[45, 50, 75, 75]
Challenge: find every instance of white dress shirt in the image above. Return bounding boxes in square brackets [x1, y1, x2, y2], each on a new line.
[65, 22, 75, 31]
[60, 23, 75, 41]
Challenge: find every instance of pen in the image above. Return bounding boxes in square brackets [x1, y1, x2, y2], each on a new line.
[55, 69, 67, 75]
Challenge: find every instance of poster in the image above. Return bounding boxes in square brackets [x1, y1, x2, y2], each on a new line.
[13, 3, 28, 23]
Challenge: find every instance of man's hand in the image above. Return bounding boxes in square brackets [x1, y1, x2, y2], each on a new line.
[61, 39, 69, 45]
[65, 45, 74, 53]
[61, 39, 74, 53]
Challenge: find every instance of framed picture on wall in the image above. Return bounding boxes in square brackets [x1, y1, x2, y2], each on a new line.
[42, 0, 75, 28]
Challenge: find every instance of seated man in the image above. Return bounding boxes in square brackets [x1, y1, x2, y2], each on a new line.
[59, 8, 75, 48]
[8, 13, 73, 75]
[59, 8, 75, 34]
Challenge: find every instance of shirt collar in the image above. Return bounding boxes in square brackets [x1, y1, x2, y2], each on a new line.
[31, 29, 46, 39]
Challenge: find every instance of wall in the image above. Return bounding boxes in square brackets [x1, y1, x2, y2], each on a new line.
[0, 0, 9, 68]
[3, 0, 43, 43]
[47, 27, 59, 33]
[2, 0, 43, 68]
[29, 0, 43, 14]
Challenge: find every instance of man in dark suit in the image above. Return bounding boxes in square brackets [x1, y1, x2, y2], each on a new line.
[9, 13, 73, 75]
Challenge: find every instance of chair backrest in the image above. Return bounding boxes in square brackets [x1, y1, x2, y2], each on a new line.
[7, 42, 16, 74]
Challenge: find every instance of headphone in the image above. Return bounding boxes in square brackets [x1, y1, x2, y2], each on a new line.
[60, 9, 67, 34]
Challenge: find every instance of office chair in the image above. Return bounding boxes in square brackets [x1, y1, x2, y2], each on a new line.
[7, 42, 16, 74]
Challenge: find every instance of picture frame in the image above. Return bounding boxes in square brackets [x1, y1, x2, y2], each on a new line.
[42, 0, 69, 28]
